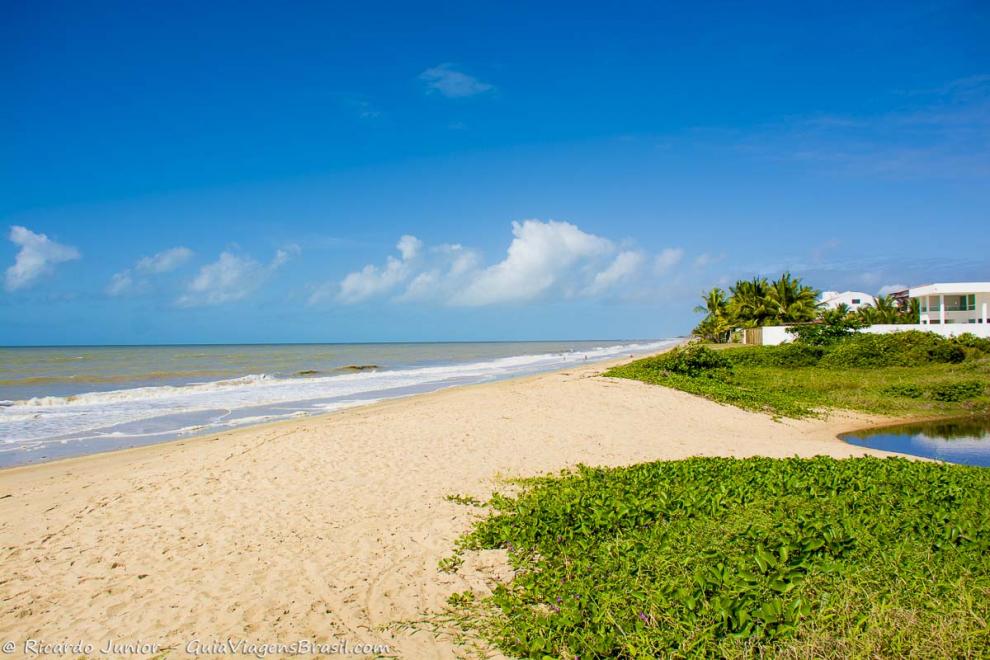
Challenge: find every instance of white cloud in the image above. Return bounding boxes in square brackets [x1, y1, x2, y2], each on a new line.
[452, 220, 613, 306]
[271, 245, 300, 269]
[694, 252, 724, 269]
[398, 244, 481, 303]
[584, 251, 644, 296]
[177, 248, 294, 307]
[312, 235, 421, 305]
[136, 246, 193, 274]
[107, 246, 194, 296]
[396, 235, 423, 261]
[324, 220, 653, 307]
[337, 257, 407, 303]
[4, 226, 80, 292]
[419, 64, 494, 98]
[654, 247, 684, 274]
[106, 271, 136, 297]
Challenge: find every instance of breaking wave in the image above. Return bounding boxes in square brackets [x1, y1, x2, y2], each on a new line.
[0, 340, 679, 461]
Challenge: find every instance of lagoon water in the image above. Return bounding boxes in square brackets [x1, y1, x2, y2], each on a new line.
[0, 339, 678, 467]
[842, 417, 990, 467]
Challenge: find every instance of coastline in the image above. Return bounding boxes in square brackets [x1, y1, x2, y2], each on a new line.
[0, 348, 906, 658]
[1, 340, 679, 469]
[0, 349, 651, 477]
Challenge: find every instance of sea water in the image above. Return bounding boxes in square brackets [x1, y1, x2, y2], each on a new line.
[0, 340, 679, 466]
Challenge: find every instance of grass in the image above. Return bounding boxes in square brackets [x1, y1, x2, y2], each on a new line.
[443, 457, 990, 658]
[603, 332, 990, 419]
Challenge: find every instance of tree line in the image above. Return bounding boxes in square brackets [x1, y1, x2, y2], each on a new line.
[693, 273, 919, 343]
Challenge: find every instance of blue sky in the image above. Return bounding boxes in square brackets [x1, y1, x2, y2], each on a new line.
[1, 0, 988, 345]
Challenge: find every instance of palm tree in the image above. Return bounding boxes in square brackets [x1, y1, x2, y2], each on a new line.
[898, 298, 920, 324]
[728, 277, 772, 327]
[872, 295, 900, 323]
[694, 287, 727, 317]
[765, 272, 819, 323]
[821, 303, 852, 325]
[856, 295, 900, 325]
[693, 288, 732, 343]
[856, 304, 877, 325]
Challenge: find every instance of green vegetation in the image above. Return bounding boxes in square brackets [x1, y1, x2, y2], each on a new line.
[693, 273, 820, 343]
[605, 333, 990, 418]
[445, 457, 990, 658]
[692, 272, 919, 343]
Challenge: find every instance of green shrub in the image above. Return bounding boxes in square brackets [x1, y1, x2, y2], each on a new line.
[449, 457, 990, 658]
[630, 345, 733, 378]
[929, 342, 966, 364]
[788, 317, 864, 346]
[929, 381, 985, 402]
[726, 343, 825, 368]
[818, 331, 967, 368]
[881, 384, 924, 398]
[954, 332, 990, 355]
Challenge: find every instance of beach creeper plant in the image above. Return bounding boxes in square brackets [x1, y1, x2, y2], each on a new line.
[444, 457, 990, 658]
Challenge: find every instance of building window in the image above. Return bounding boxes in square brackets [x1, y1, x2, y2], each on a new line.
[945, 294, 977, 312]
[851, 298, 861, 304]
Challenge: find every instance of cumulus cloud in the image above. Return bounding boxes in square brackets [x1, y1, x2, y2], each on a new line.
[396, 235, 423, 261]
[106, 271, 136, 297]
[419, 63, 494, 98]
[326, 220, 653, 307]
[654, 247, 684, 274]
[452, 220, 612, 306]
[398, 244, 481, 303]
[584, 251, 644, 297]
[177, 247, 296, 307]
[337, 257, 407, 303]
[107, 246, 194, 296]
[4, 226, 80, 292]
[694, 252, 724, 269]
[136, 246, 193, 274]
[311, 235, 422, 305]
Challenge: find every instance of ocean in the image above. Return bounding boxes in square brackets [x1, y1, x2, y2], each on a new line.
[0, 339, 678, 467]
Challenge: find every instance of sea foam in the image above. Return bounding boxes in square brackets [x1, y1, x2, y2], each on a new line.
[0, 340, 678, 458]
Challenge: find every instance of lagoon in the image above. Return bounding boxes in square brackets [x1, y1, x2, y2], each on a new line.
[842, 416, 990, 467]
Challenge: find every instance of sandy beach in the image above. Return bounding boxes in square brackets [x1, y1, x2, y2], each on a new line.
[0, 354, 898, 658]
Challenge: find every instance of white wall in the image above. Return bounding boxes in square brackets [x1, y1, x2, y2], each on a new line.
[753, 322, 990, 346]
[861, 323, 990, 339]
[762, 326, 795, 345]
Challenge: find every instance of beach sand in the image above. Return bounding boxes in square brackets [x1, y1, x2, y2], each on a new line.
[0, 354, 898, 658]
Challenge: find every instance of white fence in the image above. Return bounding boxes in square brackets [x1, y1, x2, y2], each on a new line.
[750, 323, 990, 346]
[861, 324, 990, 339]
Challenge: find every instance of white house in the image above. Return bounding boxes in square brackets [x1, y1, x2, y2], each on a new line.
[911, 282, 990, 326]
[745, 281, 990, 345]
[819, 290, 876, 312]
